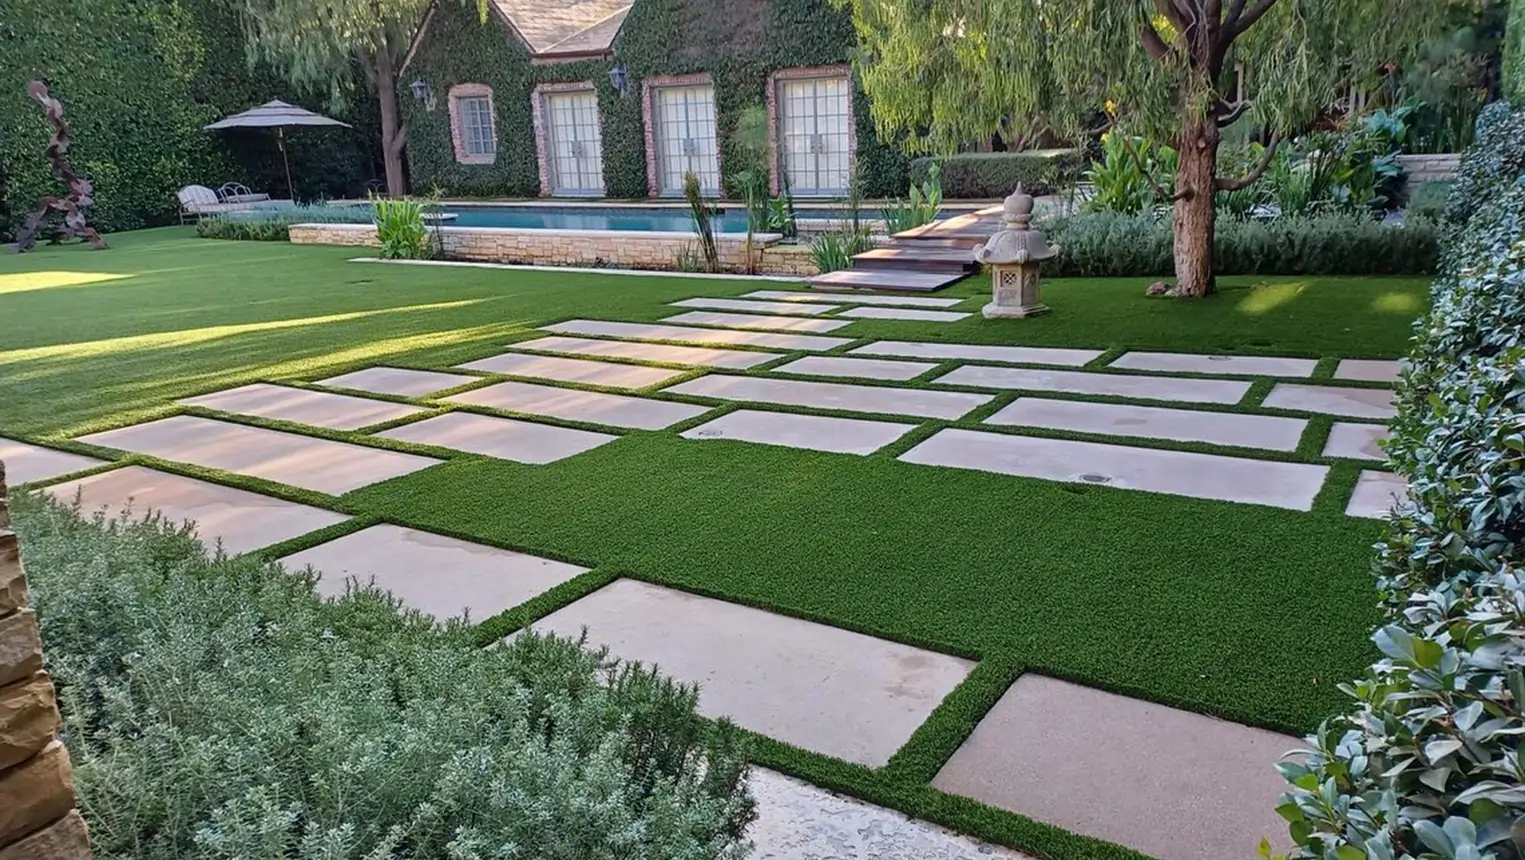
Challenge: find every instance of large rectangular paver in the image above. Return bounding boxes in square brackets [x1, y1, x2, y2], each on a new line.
[660, 311, 851, 333]
[46, 466, 347, 555]
[937, 365, 1251, 405]
[78, 416, 440, 495]
[544, 319, 851, 352]
[985, 398, 1306, 451]
[932, 674, 1297, 860]
[899, 428, 1328, 510]
[1334, 359, 1403, 383]
[509, 335, 779, 369]
[681, 410, 916, 455]
[458, 352, 687, 389]
[1347, 469, 1407, 518]
[377, 412, 616, 464]
[667, 375, 992, 420]
[531, 579, 974, 767]
[771, 355, 937, 381]
[282, 524, 587, 620]
[448, 381, 709, 430]
[850, 340, 1103, 367]
[1263, 384, 1396, 419]
[671, 297, 838, 316]
[0, 439, 109, 486]
[743, 289, 963, 308]
[180, 383, 427, 430]
[1110, 351, 1317, 377]
[315, 367, 480, 397]
[1323, 422, 1388, 461]
[838, 307, 972, 322]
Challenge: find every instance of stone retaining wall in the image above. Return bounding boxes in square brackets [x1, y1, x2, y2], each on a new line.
[1396, 153, 1461, 185]
[0, 462, 90, 859]
[288, 224, 820, 276]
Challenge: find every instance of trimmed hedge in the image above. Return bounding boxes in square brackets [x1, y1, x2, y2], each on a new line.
[1039, 211, 1438, 278]
[1275, 101, 1525, 860]
[908, 150, 1086, 199]
[17, 494, 755, 859]
[196, 205, 374, 241]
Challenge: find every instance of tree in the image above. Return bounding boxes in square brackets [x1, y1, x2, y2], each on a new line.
[835, 0, 1448, 296]
[236, 0, 476, 196]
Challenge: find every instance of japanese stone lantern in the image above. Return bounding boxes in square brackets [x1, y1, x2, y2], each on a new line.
[974, 187, 1060, 318]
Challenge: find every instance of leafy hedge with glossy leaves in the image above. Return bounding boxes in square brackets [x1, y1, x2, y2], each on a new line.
[403, 0, 909, 200]
[908, 150, 1085, 199]
[1275, 101, 1525, 860]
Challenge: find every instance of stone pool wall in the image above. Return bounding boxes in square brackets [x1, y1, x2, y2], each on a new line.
[288, 224, 817, 276]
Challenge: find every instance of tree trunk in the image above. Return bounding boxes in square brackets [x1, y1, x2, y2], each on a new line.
[1172, 114, 1219, 298]
[375, 36, 407, 196]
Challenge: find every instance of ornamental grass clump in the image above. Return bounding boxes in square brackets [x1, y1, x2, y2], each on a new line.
[1273, 102, 1525, 860]
[13, 494, 754, 860]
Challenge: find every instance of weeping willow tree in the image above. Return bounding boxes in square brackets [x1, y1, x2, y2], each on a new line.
[835, 0, 1448, 297]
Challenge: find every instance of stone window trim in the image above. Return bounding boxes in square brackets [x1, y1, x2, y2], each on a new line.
[447, 83, 498, 166]
[532, 81, 602, 197]
[641, 72, 715, 198]
[765, 65, 856, 196]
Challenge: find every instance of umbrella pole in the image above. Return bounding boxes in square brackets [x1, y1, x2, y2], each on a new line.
[279, 128, 294, 201]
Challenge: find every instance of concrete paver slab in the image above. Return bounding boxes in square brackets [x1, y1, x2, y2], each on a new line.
[1110, 351, 1317, 378]
[985, 398, 1306, 451]
[282, 524, 587, 620]
[1263, 384, 1396, 419]
[531, 579, 974, 767]
[660, 311, 852, 333]
[544, 319, 850, 352]
[667, 375, 992, 420]
[770, 355, 937, 381]
[46, 466, 347, 555]
[838, 306, 972, 322]
[743, 289, 963, 308]
[508, 335, 779, 369]
[899, 428, 1328, 510]
[448, 380, 709, 430]
[681, 409, 916, 455]
[1347, 469, 1407, 518]
[180, 383, 426, 430]
[671, 297, 838, 316]
[0, 439, 109, 486]
[1323, 422, 1388, 461]
[78, 416, 440, 495]
[1334, 359, 1403, 383]
[849, 340, 1102, 367]
[937, 365, 1251, 405]
[458, 352, 687, 389]
[314, 367, 480, 397]
[377, 412, 616, 464]
[932, 674, 1298, 860]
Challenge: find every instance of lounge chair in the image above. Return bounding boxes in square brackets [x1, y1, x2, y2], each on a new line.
[177, 184, 292, 223]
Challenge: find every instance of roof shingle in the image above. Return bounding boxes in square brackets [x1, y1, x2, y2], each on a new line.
[491, 0, 632, 56]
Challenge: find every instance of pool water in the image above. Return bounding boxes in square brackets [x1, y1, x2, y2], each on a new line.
[443, 205, 882, 233]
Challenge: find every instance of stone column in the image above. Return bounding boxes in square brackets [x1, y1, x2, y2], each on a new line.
[0, 462, 91, 859]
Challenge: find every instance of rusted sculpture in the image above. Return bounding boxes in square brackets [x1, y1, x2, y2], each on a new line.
[14, 81, 108, 252]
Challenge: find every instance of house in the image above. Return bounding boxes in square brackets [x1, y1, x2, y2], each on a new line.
[401, 0, 908, 200]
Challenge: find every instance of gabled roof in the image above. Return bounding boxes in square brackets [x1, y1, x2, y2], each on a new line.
[490, 0, 633, 58]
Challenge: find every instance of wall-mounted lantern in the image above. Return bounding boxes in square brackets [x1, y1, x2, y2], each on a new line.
[608, 64, 630, 97]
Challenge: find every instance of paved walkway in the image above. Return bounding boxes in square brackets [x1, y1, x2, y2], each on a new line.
[1, 285, 1410, 860]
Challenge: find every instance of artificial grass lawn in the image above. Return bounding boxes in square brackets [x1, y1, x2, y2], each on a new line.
[1, 228, 1426, 859]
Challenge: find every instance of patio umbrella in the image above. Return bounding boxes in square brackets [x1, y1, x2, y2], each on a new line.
[204, 100, 351, 199]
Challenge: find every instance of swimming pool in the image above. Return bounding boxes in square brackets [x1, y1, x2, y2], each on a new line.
[441, 204, 894, 233]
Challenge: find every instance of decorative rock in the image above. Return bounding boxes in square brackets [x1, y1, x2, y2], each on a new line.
[973, 187, 1060, 318]
[0, 533, 26, 616]
[1146, 281, 1171, 296]
[0, 611, 42, 689]
[0, 808, 89, 860]
[0, 740, 75, 847]
[0, 673, 58, 772]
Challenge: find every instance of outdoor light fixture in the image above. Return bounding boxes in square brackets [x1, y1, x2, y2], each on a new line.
[409, 78, 437, 111]
[608, 64, 629, 97]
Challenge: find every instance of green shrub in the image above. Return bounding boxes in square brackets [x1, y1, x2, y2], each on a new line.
[1083, 134, 1176, 215]
[1040, 211, 1438, 277]
[372, 196, 430, 260]
[1273, 102, 1525, 860]
[1505, 0, 1525, 103]
[196, 204, 373, 241]
[809, 230, 872, 273]
[684, 172, 719, 273]
[15, 494, 754, 859]
[908, 150, 1083, 199]
[881, 163, 942, 234]
[1405, 180, 1454, 222]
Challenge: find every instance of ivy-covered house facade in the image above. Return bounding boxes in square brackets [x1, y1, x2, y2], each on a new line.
[401, 0, 908, 199]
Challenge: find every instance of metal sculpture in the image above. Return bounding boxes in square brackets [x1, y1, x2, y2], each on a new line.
[14, 81, 108, 252]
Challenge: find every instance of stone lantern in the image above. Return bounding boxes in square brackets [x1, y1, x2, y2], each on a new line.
[974, 187, 1060, 318]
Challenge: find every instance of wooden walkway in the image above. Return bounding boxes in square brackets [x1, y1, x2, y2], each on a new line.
[808, 206, 1001, 294]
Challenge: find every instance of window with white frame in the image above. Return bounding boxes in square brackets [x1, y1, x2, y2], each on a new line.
[544, 89, 605, 196]
[449, 85, 496, 165]
[650, 83, 719, 196]
[777, 75, 851, 196]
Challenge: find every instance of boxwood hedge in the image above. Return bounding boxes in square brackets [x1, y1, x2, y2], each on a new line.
[908, 150, 1086, 199]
